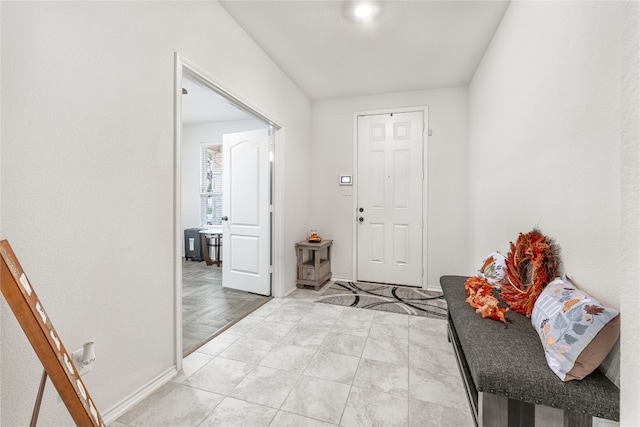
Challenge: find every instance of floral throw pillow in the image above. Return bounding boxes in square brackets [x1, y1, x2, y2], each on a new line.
[531, 276, 620, 381]
[477, 252, 506, 288]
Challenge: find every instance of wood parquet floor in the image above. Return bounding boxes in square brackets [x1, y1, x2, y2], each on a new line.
[182, 259, 271, 356]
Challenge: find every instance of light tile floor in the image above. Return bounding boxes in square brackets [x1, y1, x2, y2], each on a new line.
[113, 286, 474, 427]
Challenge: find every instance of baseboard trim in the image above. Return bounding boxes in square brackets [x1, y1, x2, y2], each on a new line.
[101, 366, 178, 425]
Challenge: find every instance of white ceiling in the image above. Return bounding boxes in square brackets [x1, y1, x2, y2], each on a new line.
[220, 0, 511, 100]
[182, 75, 253, 125]
[182, 0, 510, 123]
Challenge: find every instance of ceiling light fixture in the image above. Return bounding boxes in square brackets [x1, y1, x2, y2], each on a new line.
[349, 1, 381, 23]
[354, 4, 373, 18]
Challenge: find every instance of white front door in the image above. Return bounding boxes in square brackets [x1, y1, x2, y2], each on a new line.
[222, 128, 271, 296]
[356, 111, 424, 286]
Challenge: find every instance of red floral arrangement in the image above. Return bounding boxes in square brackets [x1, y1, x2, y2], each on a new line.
[464, 276, 509, 323]
[464, 229, 561, 322]
[500, 229, 560, 318]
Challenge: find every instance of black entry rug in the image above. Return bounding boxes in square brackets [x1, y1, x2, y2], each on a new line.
[316, 280, 447, 319]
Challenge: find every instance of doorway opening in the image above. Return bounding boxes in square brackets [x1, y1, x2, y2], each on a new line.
[174, 54, 282, 360]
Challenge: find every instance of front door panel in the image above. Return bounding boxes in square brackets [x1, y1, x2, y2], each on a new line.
[357, 111, 424, 286]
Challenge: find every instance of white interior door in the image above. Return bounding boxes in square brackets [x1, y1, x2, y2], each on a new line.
[357, 111, 424, 286]
[222, 128, 271, 295]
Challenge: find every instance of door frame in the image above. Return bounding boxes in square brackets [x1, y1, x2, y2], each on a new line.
[173, 53, 284, 370]
[351, 106, 429, 288]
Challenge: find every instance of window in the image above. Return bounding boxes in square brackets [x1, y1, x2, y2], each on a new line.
[200, 145, 222, 226]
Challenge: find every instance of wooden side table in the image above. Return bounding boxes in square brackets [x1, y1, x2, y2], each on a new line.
[295, 239, 333, 290]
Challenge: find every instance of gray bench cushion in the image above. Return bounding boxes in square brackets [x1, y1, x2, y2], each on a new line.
[440, 275, 619, 421]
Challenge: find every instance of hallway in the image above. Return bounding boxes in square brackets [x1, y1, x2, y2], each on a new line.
[115, 288, 472, 426]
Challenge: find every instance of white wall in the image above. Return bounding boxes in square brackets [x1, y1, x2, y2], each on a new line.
[310, 87, 468, 288]
[181, 119, 265, 241]
[620, 1, 640, 424]
[469, 1, 622, 305]
[468, 1, 638, 424]
[0, 2, 311, 425]
[0, 2, 3, 422]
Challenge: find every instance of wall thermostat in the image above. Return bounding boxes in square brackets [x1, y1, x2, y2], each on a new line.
[339, 175, 352, 186]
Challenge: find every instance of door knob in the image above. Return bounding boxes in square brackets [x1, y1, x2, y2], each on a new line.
[359, 208, 364, 212]
[359, 217, 364, 223]
[221, 216, 229, 221]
